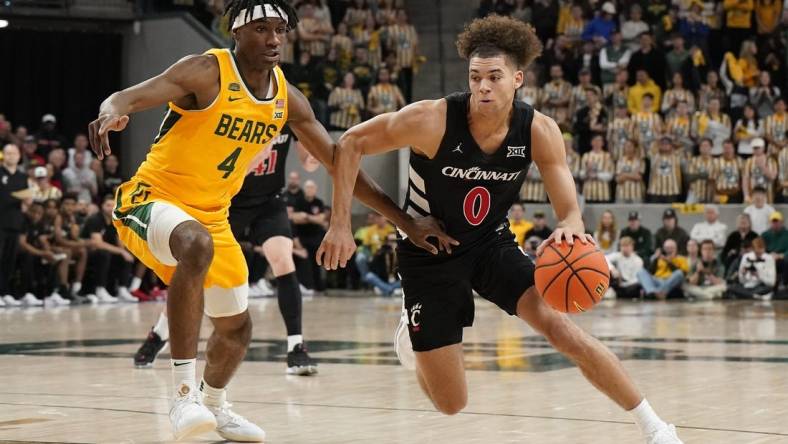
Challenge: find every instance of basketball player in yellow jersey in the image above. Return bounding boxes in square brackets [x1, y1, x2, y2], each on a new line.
[88, 1, 455, 441]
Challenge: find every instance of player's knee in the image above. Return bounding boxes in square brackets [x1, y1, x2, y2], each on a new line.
[268, 254, 295, 275]
[215, 311, 252, 345]
[173, 223, 214, 270]
[433, 393, 467, 416]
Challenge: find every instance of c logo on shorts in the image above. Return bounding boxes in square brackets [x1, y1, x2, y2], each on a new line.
[409, 303, 422, 331]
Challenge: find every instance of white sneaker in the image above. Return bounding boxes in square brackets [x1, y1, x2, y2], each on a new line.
[96, 287, 118, 303]
[299, 284, 314, 296]
[248, 284, 263, 298]
[46, 292, 71, 306]
[85, 294, 99, 304]
[754, 292, 773, 301]
[645, 424, 683, 444]
[208, 402, 266, 442]
[3, 295, 22, 307]
[117, 287, 138, 303]
[22, 293, 44, 306]
[170, 384, 217, 441]
[52, 253, 68, 263]
[256, 279, 274, 297]
[0, 297, 5, 307]
[71, 282, 82, 297]
[394, 299, 416, 370]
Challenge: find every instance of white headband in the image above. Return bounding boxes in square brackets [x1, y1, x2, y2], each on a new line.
[232, 4, 288, 31]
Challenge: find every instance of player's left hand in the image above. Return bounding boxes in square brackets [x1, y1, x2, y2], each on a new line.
[536, 227, 595, 257]
[316, 227, 356, 270]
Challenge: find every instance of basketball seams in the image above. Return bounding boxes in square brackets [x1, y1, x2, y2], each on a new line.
[540, 242, 607, 311]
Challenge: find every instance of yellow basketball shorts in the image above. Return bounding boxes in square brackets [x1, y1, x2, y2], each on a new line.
[112, 180, 248, 317]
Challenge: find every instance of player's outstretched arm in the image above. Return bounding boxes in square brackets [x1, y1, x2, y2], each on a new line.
[531, 112, 595, 256]
[287, 88, 456, 265]
[316, 100, 447, 270]
[88, 54, 219, 160]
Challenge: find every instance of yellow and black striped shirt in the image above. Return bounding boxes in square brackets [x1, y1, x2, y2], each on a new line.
[763, 112, 787, 154]
[648, 152, 682, 196]
[665, 115, 693, 157]
[714, 155, 744, 195]
[520, 162, 547, 202]
[661, 88, 696, 116]
[688, 155, 716, 203]
[607, 117, 632, 160]
[387, 23, 419, 69]
[603, 83, 629, 114]
[580, 150, 614, 202]
[777, 148, 788, 197]
[298, 18, 328, 57]
[516, 86, 540, 107]
[368, 83, 404, 115]
[328, 87, 365, 130]
[615, 155, 646, 203]
[569, 84, 602, 115]
[540, 80, 572, 125]
[630, 112, 663, 153]
[744, 156, 778, 202]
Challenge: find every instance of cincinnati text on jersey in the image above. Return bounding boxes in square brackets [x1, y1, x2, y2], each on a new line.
[441, 166, 522, 181]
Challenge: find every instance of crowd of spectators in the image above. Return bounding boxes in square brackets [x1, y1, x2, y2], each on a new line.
[482, 0, 788, 205]
[506, 200, 788, 301]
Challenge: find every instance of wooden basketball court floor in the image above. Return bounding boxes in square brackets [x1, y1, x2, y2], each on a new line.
[1, 296, 787, 443]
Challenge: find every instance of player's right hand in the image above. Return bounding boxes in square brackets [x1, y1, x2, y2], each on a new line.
[401, 216, 459, 255]
[316, 227, 356, 271]
[88, 114, 129, 160]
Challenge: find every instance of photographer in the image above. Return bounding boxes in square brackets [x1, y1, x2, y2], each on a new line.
[727, 237, 776, 300]
[367, 233, 401, 296]
[683, 239, 727, 300]
[636, 239, 689, 299]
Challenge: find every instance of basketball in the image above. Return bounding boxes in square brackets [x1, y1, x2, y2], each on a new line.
[534, 240, 610, 313]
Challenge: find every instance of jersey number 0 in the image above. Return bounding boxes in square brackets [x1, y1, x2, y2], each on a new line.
[463, 186, 491, 226]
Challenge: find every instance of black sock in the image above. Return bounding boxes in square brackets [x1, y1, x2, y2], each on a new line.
[276, 272, 302, 336]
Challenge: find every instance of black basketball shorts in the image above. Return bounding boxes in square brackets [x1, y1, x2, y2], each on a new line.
[397, 224, 536, 352]
[228, 196, 292, 246]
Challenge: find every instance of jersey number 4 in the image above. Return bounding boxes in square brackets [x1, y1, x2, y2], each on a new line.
[217, 147, 243, 179]
[463, 186, 491, 226]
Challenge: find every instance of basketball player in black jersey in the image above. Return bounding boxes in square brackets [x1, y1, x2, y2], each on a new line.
[133, 126, 319, 375]
[318, 16, 682, 444]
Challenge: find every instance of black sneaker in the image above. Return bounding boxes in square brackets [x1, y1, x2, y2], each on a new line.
[133, 330, 167, 368]
[287, 343, 318, 376]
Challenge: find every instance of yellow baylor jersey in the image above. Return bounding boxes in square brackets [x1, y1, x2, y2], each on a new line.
[130, 48, 288, 225]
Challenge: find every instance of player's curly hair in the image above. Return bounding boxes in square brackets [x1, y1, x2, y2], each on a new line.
[225, 0, 299, 32]
[456, 15, 542, 69]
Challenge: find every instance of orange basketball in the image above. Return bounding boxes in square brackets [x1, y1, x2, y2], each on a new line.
[534, 240, 610, 313]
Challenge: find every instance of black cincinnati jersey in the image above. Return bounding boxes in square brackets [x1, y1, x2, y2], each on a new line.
[401, 92, 534, 253]
[231, 125, 295, 208]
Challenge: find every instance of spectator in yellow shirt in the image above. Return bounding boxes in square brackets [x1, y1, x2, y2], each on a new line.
[627, 69, 662, 114]
[636, 239, 689, 299]
[354, 213, 399, 296]
[508, 203, 533, 247]
[723, 0, 754, 58]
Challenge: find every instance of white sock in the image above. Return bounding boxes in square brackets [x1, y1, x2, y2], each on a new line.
[153, 312, 169, 341]
[172, 358, 196, 397]
[287, 334, 303, 351]
[200, 378, 226, 407]
[129, 277, 142, 291]
[629, 398, 667, 435]
[71, 282, 82, 295]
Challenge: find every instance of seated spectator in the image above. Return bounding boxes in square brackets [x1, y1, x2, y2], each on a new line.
[579, 135, 614, 202]
[35, 114, 67, 159]
[743, 186, 775, 234]
[661, 72, 696, 117]
[100, 154, 125, 198]
[524, 211, 552, 242]
[683, 239, 727, 300]
[508, 203, 532, 247]
[16, 202, 69, 306]
[541, 64, 573, 127]
[582, 1, 616, 45]
[762, 211, 788, 287]
[569, 69, 603, 117]
[516, 69, 540, 106]
[627, 33, 667, 91]
[686, 138, 716, 203]
[31, 166, 62, 203]
[665, 34, 690, 79]
[354, 213, 398, 296]
[604, 68, 630, 114]
[594, 210, 618, 254]
[607, 105, 632, 159]
[21, 135, 45, 170]
[742, 138, 778, 203]
[762, 97, 787, 155]
[686, 239, 700, 271]
[647, 137, 683, 203]
[67, 133, 93, 171]
[53, 193, 87, 298]
[714, 139, 744, 203]
[621, 5, 650, 51]
[750, 72, 781, 119]
[727, 237, 776, 300]
[637, 239, 689, 299]
[63, 151, 98, 204]
[678, 3, 710, 53]
[631, 94, 663, 153]
[606, 236, 644, 299]
[367, 233, 401, 296]
[665, 100, 695, 156]
[80, 195, 135, 303]
[690, 205, 727, 248]
[620, 211, 653, 260]
[655, 209, 690, 254]
[599, 31, 631, 88]
[698, 71, 727, 112]
[722, 213, 758, 272]
[520, 162, 547, 203]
